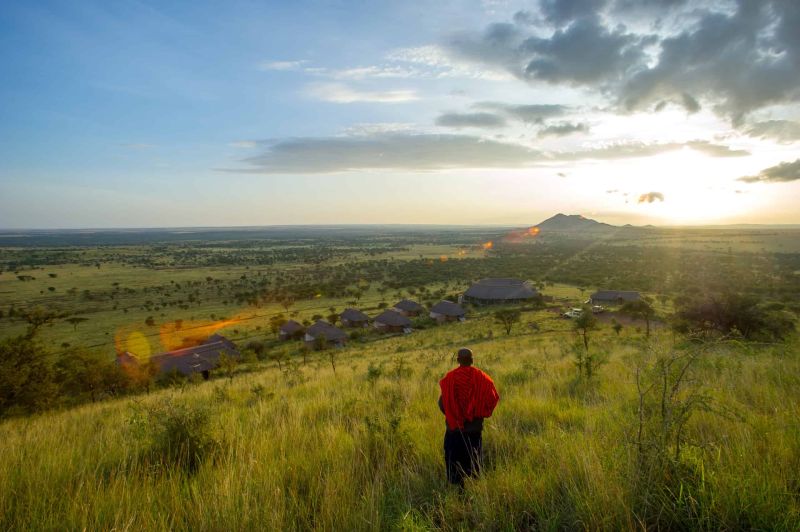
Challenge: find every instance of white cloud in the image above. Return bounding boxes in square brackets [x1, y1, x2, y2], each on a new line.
[341, 123, 418, 136]
[229, 140, 258, 148]
[258, 60, 307, 71]
[386, 45, 513, 80]
[305, 82, 418, 103]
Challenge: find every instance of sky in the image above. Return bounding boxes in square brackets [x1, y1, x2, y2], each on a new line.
[0, 0, 799, 228]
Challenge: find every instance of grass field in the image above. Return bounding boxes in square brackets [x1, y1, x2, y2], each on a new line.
[1, 313, 798, 530]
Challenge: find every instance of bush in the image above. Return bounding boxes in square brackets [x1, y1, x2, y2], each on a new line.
[129, 400, 219, 473]
[674, 293, 795, 341]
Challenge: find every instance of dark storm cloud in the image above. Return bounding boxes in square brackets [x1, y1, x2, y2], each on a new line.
[538, 122, 590, 137]
[448, 10, 651, 87]
[539, 0, 607, 26]
[620, 0, 800, 123]
[447, 0, 800, 122]
[638, 191, 665, 203]
[522, 15, 650, 85]
[435, 112, 507, 128]
[738, 159, 800, 183]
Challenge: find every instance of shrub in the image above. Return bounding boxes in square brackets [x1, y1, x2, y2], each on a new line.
[674, 293, 795, 341]
[129, 400, 219, 473]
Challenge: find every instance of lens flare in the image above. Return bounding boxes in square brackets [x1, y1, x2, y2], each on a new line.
[124, 331, 151, 360]
[482, 241, 494, 250]
[159, 315, 244, 352]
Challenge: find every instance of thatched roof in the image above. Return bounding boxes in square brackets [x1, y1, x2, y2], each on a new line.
[464, 278, 538, 300]
[279, 320, 304, 333]
[126, 335, 240, 376]
[374, 309, 412, 327]
[430, 300, 465, 316]
[306, 320, 347, 341]
[394, 299, 424, 312]
[340, 308, 370, 322]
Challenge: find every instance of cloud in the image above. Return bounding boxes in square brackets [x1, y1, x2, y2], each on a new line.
[341, 123, 416, 136]
[638, 191, 665, 203]
[224, 133, 747, 175]
[306, 83, 418, 103]
[474, 102, 568, 124]
[738, 159, 800, 183]
[259, 60, 306, 71]
[229, 140, 257, 148]
[620, 1, 800, 122]
[436, 112, 507, 128]
[606, 188, 619, 193]
[539, 0, 607, 26]
[449, 14, 651, 87]
[745, 120, 800, 143]
[538, 121, 590, 137]
[447, 1, 800, 122]
[384, 45, 512, 80]
[329, 66, 417, 80]
[683, 140, 749, 157]
[234, 133, 543, 173]
[556, 139, 748, 160]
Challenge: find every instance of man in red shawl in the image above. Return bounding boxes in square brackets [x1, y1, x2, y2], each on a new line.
[438, 348, 499, 486]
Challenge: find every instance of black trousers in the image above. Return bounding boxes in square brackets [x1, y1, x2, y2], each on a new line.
[444, 429, 482, 486]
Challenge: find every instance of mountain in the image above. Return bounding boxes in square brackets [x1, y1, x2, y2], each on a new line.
[535, 213, 616, 232]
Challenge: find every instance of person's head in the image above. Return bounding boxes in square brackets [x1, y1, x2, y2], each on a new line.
[457, 348, 473, 366]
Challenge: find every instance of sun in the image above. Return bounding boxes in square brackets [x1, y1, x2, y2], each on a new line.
[618, 148, 765, 224]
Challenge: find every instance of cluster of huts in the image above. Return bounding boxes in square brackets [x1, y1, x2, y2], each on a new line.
[119, 277, 639, 379]
[281, 297, 469, 350]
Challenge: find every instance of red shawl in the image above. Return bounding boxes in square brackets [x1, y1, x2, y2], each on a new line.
[439, 366, 499, 430]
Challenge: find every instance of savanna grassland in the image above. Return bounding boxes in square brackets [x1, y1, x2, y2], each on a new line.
[1, 315, 798, 530]
[1, 224, 799, 530]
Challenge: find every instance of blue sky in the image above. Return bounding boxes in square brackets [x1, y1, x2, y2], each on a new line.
[1, 0, 799, 228]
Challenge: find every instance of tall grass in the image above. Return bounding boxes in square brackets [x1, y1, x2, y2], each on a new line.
[1, 319, 798, 530]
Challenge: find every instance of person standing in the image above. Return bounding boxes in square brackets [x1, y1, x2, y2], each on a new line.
[438, 348, 499, 486]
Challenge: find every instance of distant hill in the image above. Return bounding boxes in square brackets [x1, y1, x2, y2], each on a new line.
[535, 213, 616, 232]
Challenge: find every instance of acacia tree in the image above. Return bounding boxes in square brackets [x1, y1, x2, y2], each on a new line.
[573, 307, 599, 379]
[621, 300, 656, 337]
[494, 309, 521, 335]
[65, 316, 89, 331]
[269, 314, 287, 337]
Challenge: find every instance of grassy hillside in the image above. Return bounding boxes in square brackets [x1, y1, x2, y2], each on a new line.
[1, 316, 798, 530]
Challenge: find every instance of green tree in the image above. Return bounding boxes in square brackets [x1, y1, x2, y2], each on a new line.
[217, 352, 238, 382]
[494, 309, 521, 335]
[573, 307, 599, 379]
[0, 336, 59, 417]
[65, 316, 89, 332]
[621, 300, 656, 337]
[269, 314, 287, 337]
[54, 347, 126, 403]
[20, 307, 61, 339]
